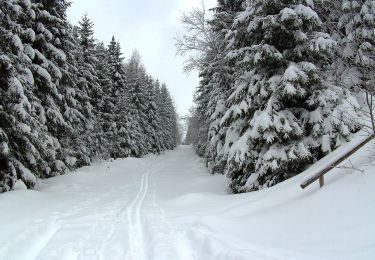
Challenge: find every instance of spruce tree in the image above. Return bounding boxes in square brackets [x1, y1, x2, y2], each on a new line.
[338, 0, 375, 134]
[144, 76, 163, 153]
[30, 0, 75, 176]
[159, 84, 179, 149]
[154, 79, 167, 151]
[204, 0, 245, 173]
[0, 0, 64, 190]
[123, 50, 148, 156]
[224, 0, 359, 192]
[107, 37, 127, 158]
[94, 41, 113, 159]
[339, 1, 375, 92]
[75, 14, 102, 163]
[185, 106, 200, 146]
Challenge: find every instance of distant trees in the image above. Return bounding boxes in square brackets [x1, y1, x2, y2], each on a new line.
[179, 0, 367, 193]
[0, 1, 179, 193]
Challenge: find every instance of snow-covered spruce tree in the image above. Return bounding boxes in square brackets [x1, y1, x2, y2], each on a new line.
[144, 76, 163, 153]
[106, 36, 128, 158]
[54, 23, 92, 168]
[0, 0, 69, 190]
[123, 50, 148, 157]
[75, 14, 103, 163]
[93, 41, 113, 159]
[0, 0, 37, 190]
[29, 0, 79, 176]
[204, 0, 245, 174]
[193, 72, 213, 156]
[224, 0, 359, 192]
[153, 79, 167, 151]
[184, 106, 201, 145]
[338, 0, 375, 135]
[158, 83, 179, 150]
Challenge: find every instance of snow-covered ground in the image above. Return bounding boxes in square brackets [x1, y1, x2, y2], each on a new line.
[0, 144, 374, 260]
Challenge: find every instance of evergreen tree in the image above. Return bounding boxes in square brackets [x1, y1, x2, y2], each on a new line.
[107, 36, 127, 158]
[0, 0, 65, 190]
[159, 84, 179, 149]
[338, 0, 375, 134]
[30, 0, 76, 175]
[184, 106, 200, 145]
[144, 76, 163, 153]
[154, 79, 167, 151]
[204, 0, 245, 173]
[123, 50, 148, 156]
[93, 41, 113, 159]
[75, 14, 102, 163]
[338, 1, 375, 90]
[193, 72, 212, 157]
[223, 0, 359, 192]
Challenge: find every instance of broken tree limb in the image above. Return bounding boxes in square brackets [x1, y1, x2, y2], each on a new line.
[301, 135, 374, 189]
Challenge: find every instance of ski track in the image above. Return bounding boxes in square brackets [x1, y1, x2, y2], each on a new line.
[125, 170, 150, 260]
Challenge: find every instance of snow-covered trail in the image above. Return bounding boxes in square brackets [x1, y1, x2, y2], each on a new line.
[0, 145, 374, 260]
[0, 146, 227, 260]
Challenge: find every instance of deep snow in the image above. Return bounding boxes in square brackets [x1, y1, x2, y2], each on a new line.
[0, 144, 374, 260]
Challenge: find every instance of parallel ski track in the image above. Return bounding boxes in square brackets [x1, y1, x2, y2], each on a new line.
[126, 170, 150, 260]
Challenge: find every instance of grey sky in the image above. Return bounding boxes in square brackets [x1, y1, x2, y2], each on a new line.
[67, 0, 216, 116]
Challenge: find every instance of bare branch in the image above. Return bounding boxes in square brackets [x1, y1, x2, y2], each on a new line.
[335, 159, 365, 174]
[174, 2, 220, 73]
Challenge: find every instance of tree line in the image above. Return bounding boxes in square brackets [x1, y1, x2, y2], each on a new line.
[180, 0, 375, 193]
[0, 0, 180, 193]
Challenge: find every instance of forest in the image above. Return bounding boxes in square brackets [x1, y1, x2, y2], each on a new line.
[0, 0, 180, 193]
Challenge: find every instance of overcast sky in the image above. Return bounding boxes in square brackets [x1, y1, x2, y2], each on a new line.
[66, 0, 216, 116]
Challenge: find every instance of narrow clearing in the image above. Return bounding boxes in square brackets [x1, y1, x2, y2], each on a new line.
[0, 145, 374, 260]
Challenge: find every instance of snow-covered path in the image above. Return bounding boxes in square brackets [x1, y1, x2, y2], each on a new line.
[0, 145, 374, 260]
[0, 146, 227, 260]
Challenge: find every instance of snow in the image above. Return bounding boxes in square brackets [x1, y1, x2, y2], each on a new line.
[32, 64, 52, 83]
[17, 122, 31, 134]
[12, 160, 37, 186]
[0, 141, 9, 155]
[280, 8, 297, 22]
[12, 34, 23, 53]
[24, 28, 36, 42]
[36, 22, 45, 33]
[14, 180, 28, 191]
[282, 64, 308, 82]
[22, 67, 35, 85]
[313, 34, 336, 52]
[47, 43, 66, 62]
[0, 145, 374, 260]
[294, 4, 320, 22]
[65, 156, 77, 167]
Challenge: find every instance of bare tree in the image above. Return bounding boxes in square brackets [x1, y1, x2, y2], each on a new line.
[174, 2, 219, 72]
